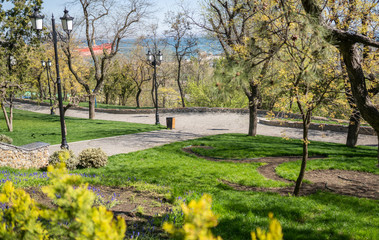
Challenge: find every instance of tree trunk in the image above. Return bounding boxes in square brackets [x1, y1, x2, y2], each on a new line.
[294, 111, 311, 196]
[89, 94, 96, 119]
[340, 43, 379, 164]
[177, 62, 185, 107]
[37, 73, 44, 100]
[248, 99, 258, 136]
[245, 79, 259, 136]
[136, 88, 142, 108]
[1, 102, 13, 132]
[121, 94, 126, 106]
[105, 92, 110, 105]
[346, 109, 361, 147]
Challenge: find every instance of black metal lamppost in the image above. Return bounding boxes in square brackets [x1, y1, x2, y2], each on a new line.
[30, 7, 73, 149]
[41, 59, 54, 115]
[146, 49, 163, 125]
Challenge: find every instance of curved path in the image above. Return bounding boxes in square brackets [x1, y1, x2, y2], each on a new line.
[13, 102, 378, 156]
[183, 146, 379, 200]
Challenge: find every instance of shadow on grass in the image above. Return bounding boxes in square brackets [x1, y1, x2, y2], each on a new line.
[217, 190, 377, 240]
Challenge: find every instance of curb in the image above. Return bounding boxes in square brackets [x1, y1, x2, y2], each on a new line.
[259, 119, 376, 136]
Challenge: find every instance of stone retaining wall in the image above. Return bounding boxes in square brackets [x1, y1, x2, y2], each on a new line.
[260, 119, 376, 136]
[0, 142, 49, 169]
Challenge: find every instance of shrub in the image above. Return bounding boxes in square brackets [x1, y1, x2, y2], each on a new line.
[49, 149, 79, 170]
[78, 148, 108, 168]
[0, 163, 126, 239]
[0, 134, 12, 144]
[163, 194, 221, 240]
[163, 194, 283, 240]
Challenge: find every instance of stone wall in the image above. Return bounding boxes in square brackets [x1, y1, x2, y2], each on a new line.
[0, 142, 49, 169]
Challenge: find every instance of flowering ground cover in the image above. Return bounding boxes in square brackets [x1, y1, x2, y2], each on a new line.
[0, 108, 164, 146]
[0, 134, 378, 239]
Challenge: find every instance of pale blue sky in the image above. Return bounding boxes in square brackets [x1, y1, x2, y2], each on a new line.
[41, 0, 198, 35]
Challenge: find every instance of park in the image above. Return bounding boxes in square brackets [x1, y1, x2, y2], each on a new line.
[0, 0, 378, 239]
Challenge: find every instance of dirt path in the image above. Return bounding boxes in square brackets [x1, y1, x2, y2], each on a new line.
[183, 146, 379, 200]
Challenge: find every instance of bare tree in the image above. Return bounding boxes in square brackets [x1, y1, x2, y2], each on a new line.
[63, 0, 150, 119]
[0, 82, 21, 132]
[165, 11, 197, 107]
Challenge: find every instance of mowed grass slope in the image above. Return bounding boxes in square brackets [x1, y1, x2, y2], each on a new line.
[68, 134, 379, 239]
[0, 108, 164, 146]
[0, 127, 377, 239]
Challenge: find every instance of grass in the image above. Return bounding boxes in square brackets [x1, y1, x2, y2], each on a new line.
[0, 133, 378, 239]
[0, 108, 164, 146]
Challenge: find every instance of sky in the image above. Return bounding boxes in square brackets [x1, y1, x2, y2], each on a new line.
[40, 0, 200, 36]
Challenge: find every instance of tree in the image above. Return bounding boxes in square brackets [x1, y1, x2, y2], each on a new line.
[278, 21, 342, 196]
[127, 42, 152, 108]
[0, 0, 42, 131]
[64, 0, 150, 119]
[165, 11, 197, 107]
[197, 0, 286, 136]
[299, 0, 379, 165]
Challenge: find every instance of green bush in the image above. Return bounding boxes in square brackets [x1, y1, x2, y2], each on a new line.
[0, 163, 126, 239]
[0, 134, 13, 144]
[78, 148, 108, 168]
[49, 149, 79, 170]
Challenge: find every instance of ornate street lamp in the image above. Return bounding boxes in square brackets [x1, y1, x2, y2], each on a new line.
[41, 59, 54, 115]
[30, 7, 73, 149]
[146, 49, 163, 125]
[60, 8, 74, 35]
[30, 7, 44, 31]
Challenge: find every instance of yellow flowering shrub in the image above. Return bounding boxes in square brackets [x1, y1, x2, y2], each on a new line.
[0, 163, 126, 240]
[163, 194, 221, 240]
[164, 195, 283, 240]
[251, 213, 283, 240]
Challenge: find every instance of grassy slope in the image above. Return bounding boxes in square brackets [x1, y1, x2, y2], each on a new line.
[68, 134, 379, 239]
[0, 108, 164, 146]
[0, 133, 377, 239]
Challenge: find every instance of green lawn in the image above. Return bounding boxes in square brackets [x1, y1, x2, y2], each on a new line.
[0, 108, 164, 146]
[1, 134, 377, 239]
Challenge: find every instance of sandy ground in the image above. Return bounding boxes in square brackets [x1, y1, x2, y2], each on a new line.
[13, 102, 378, 156]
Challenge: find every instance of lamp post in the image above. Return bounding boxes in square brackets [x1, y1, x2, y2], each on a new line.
[30, 7, 73, 149]
[41, 59, 54, 115]
[146, 49, 163, 125]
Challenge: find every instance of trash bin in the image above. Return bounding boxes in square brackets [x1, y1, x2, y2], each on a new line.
[166, 117, 175, 129]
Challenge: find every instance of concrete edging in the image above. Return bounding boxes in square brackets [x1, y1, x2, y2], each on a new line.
[259, 119, 376, 136]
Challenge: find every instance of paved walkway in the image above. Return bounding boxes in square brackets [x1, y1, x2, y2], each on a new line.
[14, 102, 378, 156]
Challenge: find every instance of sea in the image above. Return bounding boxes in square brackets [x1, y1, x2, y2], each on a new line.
[83, 36, 223, 57]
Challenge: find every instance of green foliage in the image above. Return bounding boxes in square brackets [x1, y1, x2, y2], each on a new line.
[49, 149, 79, 170]
[186, 58, 248, 108]
[0, 134, 12, 144]
[78, 148, 108, 169]
[0, 164, 126, 240]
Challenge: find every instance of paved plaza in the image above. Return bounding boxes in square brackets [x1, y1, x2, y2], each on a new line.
[14, 102, 378, 156]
